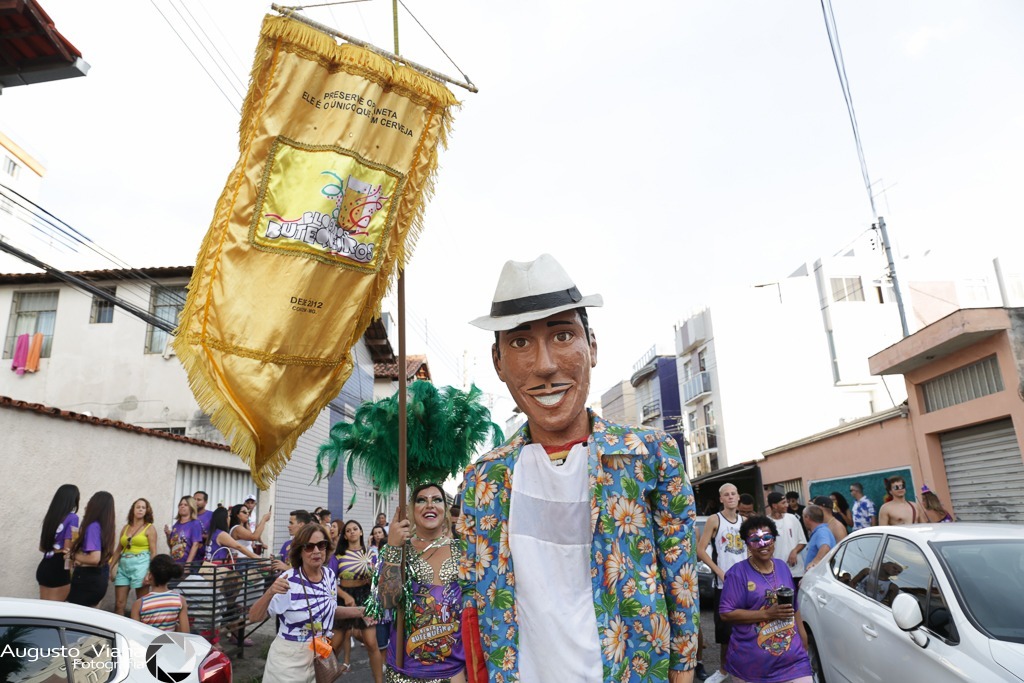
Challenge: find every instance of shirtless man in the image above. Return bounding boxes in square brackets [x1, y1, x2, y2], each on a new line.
[879, 475, 922, 525]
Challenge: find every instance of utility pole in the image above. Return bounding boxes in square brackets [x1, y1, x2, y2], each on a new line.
[874, 216, 909, 338]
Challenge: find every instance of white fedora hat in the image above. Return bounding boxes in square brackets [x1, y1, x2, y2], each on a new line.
[470, 254, 603, 331]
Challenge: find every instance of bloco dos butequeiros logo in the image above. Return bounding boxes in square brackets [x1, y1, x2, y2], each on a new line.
[146, 633, 198, 683]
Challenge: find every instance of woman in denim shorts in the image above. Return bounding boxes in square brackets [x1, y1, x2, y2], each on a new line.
[111, 498, 158, 616]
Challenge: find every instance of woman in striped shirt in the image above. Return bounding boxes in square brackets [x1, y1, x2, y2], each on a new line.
[132, 554, 189, 632]
[251, 523, 366, 683]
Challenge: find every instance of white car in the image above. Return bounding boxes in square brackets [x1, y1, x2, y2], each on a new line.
[799, 523, 1024, 683]
[0, 597, 231, 682]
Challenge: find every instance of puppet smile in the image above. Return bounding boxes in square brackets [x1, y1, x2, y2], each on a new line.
[532, 391, 567, 407]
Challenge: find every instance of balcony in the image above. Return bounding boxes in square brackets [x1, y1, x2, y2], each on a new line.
[686, 425, 717, 458]
[682, 370, 712, 404]
[642, 399, 661, 422]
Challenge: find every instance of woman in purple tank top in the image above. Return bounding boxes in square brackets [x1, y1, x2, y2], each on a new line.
[373, 482, 466, 683]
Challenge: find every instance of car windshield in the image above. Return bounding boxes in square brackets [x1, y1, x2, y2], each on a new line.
[934, 539, 1024, 644]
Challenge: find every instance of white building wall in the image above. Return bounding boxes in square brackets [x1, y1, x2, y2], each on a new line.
[270, 408, 332, 555]
[1, 405, 248, 607]
[0, 277, 210, 436]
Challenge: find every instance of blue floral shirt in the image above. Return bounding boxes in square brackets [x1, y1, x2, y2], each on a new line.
[459, 412, 699, 682]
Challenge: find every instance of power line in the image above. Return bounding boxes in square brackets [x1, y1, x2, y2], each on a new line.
[819, 0, 876, 218]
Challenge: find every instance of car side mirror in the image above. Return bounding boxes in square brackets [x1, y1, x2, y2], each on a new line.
[892, 593, 930, 648]
[892, 593, 923, 630]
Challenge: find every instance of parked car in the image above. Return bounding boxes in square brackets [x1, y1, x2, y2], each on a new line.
[799, 523, 1024, 682]
[0, 597, 231, 682]
[694, 515, 715, 604]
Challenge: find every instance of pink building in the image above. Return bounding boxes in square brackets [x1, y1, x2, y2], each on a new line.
[760, 308, 1024, 523]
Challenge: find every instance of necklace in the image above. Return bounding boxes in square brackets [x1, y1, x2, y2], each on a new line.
[749, 557, 778, 591]
[413, 534, 448, 552]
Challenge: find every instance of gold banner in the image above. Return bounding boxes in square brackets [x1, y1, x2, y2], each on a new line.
[174, 15, 457, 487]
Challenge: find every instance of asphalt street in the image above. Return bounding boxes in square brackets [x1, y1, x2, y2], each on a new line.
[232, 604, 722, 682]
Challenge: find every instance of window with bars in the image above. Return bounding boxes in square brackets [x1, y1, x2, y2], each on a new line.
[3, 290, 59, 358]
[145, 286, 186, 354]
[922, 355, 1004, 412]
[90, 287, 116, 324]
[831, 277, 865, 302]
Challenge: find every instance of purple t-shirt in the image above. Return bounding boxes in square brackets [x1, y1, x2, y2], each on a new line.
[280, 539, 292, 563]
[169, 520, 203, 564]
[196, 510, 214, 540]
[386, 579, 465, 679]
[45, 512, 79, 558]
[720, 559, 813, 683]
[80, 521, 102, 554]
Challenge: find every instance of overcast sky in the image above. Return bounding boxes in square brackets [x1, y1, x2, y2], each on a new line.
[2, 0, 1022, 425]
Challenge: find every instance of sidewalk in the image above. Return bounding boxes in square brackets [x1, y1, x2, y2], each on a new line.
[229, 627, 377, 683]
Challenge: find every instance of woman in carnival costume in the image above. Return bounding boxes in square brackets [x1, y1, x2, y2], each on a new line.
[371, 482, 465, 683]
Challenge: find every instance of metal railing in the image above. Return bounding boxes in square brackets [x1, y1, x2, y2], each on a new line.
[642, 399, 661, 422]
[686, 425, 717, 457]
[682, 371, 712, 403]
[170, 557, 276, 658]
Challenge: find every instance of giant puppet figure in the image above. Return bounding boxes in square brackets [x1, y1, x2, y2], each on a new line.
[459, 254, 699, 683]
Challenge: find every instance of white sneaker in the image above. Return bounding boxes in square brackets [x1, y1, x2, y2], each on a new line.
[704, 671, 730, 683]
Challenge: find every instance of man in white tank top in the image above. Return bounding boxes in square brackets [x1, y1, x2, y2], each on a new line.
[461, 255, 699, 683]
[697, 483, 744, 683]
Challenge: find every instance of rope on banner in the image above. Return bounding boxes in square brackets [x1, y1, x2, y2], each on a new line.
[270, 3, 478, 93]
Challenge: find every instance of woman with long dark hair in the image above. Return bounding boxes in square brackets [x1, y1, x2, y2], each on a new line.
[111, 498, 158, 617]
[37, 484, 80, 601]
[334, 519, 382, 679]
[67, 490, 116, 608]
[829, 491, 853, 529]
[229, 502, 271, 561]
[368, 524, 389, 653]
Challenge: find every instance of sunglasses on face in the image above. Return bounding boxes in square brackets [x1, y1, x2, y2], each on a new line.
[302, 540, 328, 552]
[891, 483, 906, 490]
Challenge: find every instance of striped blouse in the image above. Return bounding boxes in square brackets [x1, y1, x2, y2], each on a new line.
[139, 591, 185, 631]
[268, 567, 337, 641]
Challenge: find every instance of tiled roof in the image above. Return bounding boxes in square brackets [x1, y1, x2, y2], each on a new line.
[374, 354, 431, 381]
[0, 0, 88, 90]
[0, 266, 193, 285]
[0, 395, 229, 450]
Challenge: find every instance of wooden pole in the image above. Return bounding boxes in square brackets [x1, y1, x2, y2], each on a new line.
[394, 0, 407, 668]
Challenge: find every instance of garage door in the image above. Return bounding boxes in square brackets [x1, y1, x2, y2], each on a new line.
[175, 462, 255, 514]
[940, 419, 1024, 523]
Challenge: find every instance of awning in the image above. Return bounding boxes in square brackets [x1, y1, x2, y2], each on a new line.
[691, 460, 760, 488]
[0, 0, 89, 91]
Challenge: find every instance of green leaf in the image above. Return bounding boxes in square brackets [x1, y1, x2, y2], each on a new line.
[628, 536, 642, 562]
[669, 494, 688, 515]
[602, 515, 615, 535]
[488, 646, 508, 668]
[650, 658, 670, 679]
[659, 536, 680, 551]
[601, 591, 617, 616]
[642, 463, 657, 482]
[619, 597, 642, 617]
[492, 588, 514, 610]
[623, 476, 640, 500]
[487, 463, 508, 483]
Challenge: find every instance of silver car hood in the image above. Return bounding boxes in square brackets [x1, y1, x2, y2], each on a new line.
[990, 640, 1024, 682]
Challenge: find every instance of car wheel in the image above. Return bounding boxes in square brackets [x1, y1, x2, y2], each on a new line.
[806, 629, 826, 683]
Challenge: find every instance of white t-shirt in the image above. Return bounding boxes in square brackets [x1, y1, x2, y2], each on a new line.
[772, 513, 808, 578]
[509, 443, 602, 682]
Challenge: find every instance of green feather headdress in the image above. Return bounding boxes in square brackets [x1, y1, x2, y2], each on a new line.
[316, 381, 503, 506]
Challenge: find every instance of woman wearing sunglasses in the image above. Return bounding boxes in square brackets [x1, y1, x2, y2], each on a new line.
[251, 522, 365, 683]
[375, 482, 466, 683]
[718, 515, 814, 683]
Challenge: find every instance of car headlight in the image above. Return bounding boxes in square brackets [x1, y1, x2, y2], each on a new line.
[697, 562, 712, 575]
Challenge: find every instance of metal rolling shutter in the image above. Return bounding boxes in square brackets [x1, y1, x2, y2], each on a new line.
[174, 462, 255, 516]
[940, 419, 1024, 523]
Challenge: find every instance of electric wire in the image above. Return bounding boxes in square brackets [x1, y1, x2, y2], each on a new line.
[819, 0, 876, 218]
[174, 0, 250, 95]
[147, 0, 240, 113]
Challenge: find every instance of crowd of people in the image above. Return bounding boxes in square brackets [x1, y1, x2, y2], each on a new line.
[33, 256, 967, 683]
